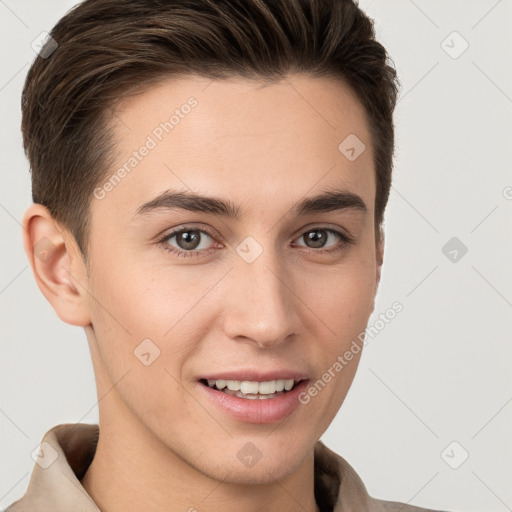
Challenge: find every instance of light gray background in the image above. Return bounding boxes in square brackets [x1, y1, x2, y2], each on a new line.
[1, 1, 511, 511]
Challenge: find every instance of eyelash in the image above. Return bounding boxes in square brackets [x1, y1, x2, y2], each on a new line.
[156, 225, 355, 259]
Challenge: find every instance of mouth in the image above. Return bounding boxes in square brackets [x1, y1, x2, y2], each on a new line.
[199, 378, 306, 400]
[197, 376, 310, 423]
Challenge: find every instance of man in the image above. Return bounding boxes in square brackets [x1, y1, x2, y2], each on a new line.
[6, 0, 449, 510]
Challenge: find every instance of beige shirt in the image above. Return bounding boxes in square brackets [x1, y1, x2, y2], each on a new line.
[6, 423, 447, 512]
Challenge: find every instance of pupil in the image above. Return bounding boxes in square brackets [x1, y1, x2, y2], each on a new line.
[306, 230, 326, 248]
[178, 231, 200, 250]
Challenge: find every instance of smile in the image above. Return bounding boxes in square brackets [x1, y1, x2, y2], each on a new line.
[202, 378, 301, 399]
[197, 378, 310, 423]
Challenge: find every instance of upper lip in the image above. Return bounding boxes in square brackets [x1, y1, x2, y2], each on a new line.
[199, 369, 310, 382]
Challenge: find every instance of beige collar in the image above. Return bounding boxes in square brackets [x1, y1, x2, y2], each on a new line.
[6, 423, 443, 512]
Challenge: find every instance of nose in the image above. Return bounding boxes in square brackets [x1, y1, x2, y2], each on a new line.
[221, 245, 300, 350]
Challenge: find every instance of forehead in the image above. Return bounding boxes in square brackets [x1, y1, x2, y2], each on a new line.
[94, 73, 375, 222]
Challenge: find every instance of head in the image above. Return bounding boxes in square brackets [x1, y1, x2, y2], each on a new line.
[22, 0, 399, 484]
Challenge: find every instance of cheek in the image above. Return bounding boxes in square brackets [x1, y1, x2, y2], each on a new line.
[86, 263, 200, 426]
[298, 270, 372, 430]
[303, 253, 376, 338]
[297, 248, 375, 406]
[88, 254, 207, 335]
[86, 257, 225, 382]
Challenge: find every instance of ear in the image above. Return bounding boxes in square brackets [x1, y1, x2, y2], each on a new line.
[22, 203, 91, 326]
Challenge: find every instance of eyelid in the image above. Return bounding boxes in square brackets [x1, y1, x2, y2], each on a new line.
[290, 226, 355, 253]
[290, 222, 354, 242]
[156, 225, 220, 254]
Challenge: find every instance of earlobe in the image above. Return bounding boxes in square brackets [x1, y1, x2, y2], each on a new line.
[22, 204, 91, 327]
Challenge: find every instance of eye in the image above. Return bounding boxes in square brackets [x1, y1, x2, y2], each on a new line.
[157, 225, 354, 259]
[157, 226, 219, 258]
[293, 227, 354, 254]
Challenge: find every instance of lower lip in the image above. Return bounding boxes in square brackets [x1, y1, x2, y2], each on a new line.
[197, 380, 309, 424]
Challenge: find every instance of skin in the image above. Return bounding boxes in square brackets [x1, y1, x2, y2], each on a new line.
[23, 73, 384, 512]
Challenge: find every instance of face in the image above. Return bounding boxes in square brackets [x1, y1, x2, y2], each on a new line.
[81, 73, 382, 483]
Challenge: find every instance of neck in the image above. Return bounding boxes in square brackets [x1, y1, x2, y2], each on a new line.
[81, 410, 320, 512]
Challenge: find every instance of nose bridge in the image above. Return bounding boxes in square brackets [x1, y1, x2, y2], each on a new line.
[222, 237, 298, 348]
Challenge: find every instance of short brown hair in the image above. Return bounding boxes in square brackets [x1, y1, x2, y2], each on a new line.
[21, 0, 399, 260]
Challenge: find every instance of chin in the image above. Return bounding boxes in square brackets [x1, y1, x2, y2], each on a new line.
[197, 440, 311, 485]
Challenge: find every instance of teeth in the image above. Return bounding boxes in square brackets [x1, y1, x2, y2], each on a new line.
[284, 379, 295, 391]
[214, 379, 226, 389]
[206, 378, 298, 394]
[240, 381, 259, 394]
[226, 380, 242, 391]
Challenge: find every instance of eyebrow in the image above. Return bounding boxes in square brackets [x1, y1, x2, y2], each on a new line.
[133, 188, 368, 220]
